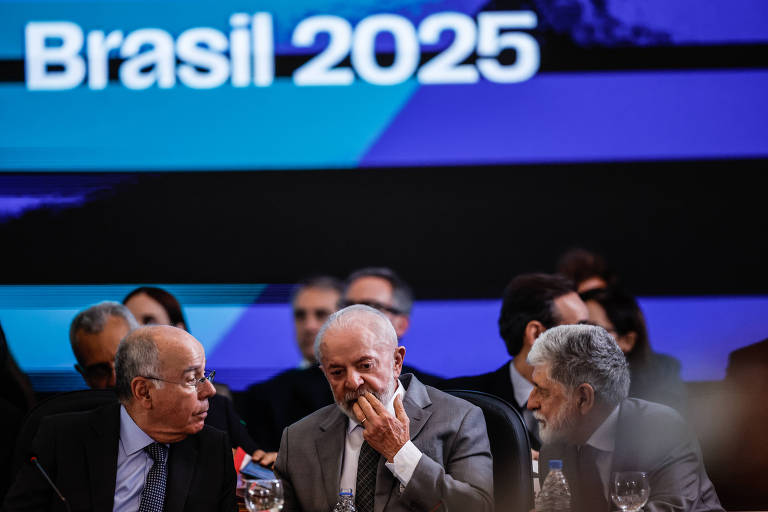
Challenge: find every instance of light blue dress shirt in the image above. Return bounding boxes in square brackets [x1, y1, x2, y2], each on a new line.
[113, 405, 167, 512]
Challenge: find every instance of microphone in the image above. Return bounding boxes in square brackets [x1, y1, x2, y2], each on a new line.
[30, 457, 72, 512]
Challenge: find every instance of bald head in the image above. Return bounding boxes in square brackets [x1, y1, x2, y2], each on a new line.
[314, 305, 397, 366]
[115, 325, 202, 403]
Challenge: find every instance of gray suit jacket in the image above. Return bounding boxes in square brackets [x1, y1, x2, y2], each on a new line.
[540, 398, 724, 512]
[274, 374, 493, 512]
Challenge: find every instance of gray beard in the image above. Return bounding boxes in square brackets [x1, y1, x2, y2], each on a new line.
[336, 376, 397, 422]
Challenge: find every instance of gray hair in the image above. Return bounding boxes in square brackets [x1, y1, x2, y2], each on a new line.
[114, 328, 162, 403]
[314, 304, 398, 364]
[69, 301, 139, 361]
[528, 324, 630, 407]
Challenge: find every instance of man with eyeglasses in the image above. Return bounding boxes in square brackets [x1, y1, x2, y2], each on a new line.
[70, 301, 139, 389]
[341, 267, 442, 387]
[4, 325, 235, 511]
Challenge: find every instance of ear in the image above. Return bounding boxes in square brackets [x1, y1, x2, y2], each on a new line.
[392, 315, 410, 338]
[131, 377, 154, 409]
[393, 346, 406, 377]
[523, 320, 546, 349]
[616, 332, 637, 354]
[575, 383, 596, 415]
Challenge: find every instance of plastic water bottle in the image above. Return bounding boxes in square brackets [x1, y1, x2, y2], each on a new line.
[535, 460, 571, 512]
[332, 489, 356, 512]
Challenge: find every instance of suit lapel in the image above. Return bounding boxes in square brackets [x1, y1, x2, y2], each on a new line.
[316, 408, 347, 511]
[85, 403, 120, 511]
[164, 436, 198, 512]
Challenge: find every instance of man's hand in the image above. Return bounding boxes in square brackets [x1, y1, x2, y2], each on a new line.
[251, 449, 278, 468]
[352, 392, 410, 462]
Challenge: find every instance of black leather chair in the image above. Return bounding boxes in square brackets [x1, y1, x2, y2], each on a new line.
[447, 389, 534, 512]
[12, 388, 119, 475]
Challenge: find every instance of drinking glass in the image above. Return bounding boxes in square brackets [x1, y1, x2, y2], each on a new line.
[611, 471, 649, 512]
[244, 478, 284, 512]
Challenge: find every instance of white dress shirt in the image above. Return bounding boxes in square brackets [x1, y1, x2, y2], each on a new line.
[583, 405, 619, 499]
[509, 361, 534, 408]
[338, 380, 422, 496]
[114, 405, 167, 512]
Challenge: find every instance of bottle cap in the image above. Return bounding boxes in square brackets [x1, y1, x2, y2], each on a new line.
[339, 489, 353, 496]
[548, 459, 563, 470]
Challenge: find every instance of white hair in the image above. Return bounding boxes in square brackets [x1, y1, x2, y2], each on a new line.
[528, 324, 630, 406]
[314, 304, 398, 364]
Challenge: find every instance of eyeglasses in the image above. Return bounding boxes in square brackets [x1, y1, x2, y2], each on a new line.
[140, 369, 215, 389]
[76, 362, 115, 380]
[338, 300, 404, 316]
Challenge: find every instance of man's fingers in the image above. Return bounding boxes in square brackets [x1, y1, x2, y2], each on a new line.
[352, 402, 367, 424]
[251, 449, 266, 462]
[365, 392, 387, 414]
[393, 395, 408, 423]
[261, 451, 278, 467]
[357, 394, 377, 419]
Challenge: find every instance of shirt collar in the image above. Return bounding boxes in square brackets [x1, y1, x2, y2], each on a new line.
[509, 361, 534, 408]
[347, 379, 404, 433]
[585, 404, 619, 453]
[119, 404, 156, 456]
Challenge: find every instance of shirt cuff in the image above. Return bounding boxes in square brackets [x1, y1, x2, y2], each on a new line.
[384, 440, 422, 487]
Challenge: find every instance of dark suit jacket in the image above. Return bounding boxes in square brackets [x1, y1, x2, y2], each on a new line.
[274, 374, 493, 512]
[540, 398, 724, 512]
[440, 361, 541, 450]
[726, 337, 768, 389]
[629, 352, 687, 415]
[207, 394, 259, 454]
[3, 403, 236, 512]
[241, 365, 443, 452]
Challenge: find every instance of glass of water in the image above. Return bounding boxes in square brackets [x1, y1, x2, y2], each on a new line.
[611, 471, 649, 512]
[244, 478, 284, 512]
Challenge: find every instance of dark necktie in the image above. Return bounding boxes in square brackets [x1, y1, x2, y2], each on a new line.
[139, 442, 168, 512]
[575, 444, 608, 512]
[355, 441, 379, 512]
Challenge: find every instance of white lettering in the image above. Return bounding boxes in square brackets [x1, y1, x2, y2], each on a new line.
[176, 28, 229, 89]
[25, 22, 86, 90]
[119, 29, 176, 89]
[86, 30, 123, 90]
[229, 13, 250, 87]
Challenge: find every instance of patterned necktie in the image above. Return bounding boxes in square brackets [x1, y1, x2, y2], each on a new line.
[139, 442, 168, 512]
[355, 441, 379, 512]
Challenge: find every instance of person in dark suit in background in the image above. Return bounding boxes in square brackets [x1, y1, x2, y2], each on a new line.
[4, 325, 236, 511]
[242, 276, 342, 452]
[531, 324, 723, 512]
[581, 287, 687, 414]
[441, 273, 588, 451]
[120, 288, 273, 465]
[0, 321, 32, 502]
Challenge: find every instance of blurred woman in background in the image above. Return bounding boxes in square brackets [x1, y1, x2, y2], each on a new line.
[581, 287, 687, 414]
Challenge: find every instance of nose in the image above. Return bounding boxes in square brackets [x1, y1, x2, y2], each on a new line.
[345, 370, 363, 391]
[199, 378, 216, 398]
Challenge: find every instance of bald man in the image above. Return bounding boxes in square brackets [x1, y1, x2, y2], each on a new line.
[5, 325, 236, 511]
[275, 305, 493, 512]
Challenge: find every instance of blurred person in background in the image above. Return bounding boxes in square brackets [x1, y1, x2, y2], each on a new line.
[341, 267, 443, 387]
[441, 273, 588, 451]
[70, 302, 138, 389]
[556, 247, 616, 294]
[122, 286, 275, 466]
[0, 321, 35, 501]
[242, 276, 342, 452]
[581, 287, 686, 414]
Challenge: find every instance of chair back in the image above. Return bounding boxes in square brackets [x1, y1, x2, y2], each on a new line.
[12, 388, 119, 474]
[447, 389, 534, 512]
